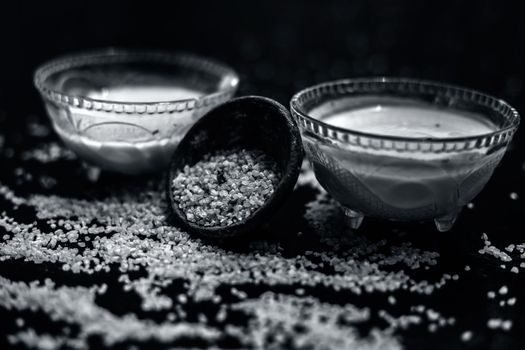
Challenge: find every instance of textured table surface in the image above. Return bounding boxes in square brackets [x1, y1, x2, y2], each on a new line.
[1, 1, 525, 349]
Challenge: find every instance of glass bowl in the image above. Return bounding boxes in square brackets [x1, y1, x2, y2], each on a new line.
[291, 78, 520, 231]
[34, 49, 239, 174]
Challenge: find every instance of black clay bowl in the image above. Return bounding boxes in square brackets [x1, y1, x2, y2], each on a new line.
[166, 95, 303, 238]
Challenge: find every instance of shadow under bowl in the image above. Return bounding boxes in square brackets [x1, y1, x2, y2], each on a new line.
[290, 78, 520, 231]
[34, 48, 239, 174]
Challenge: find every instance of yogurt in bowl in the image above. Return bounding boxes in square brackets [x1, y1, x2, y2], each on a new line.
[34, 49, 239, 174]
[291, 78, 520, 231]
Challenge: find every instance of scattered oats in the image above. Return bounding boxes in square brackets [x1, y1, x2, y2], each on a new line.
[499, 286, 508, 295]
[231, 287, 248, 300]
[511, 266, 519, 274]
[198, 313, 208, 324]
[86, 166, 101, 183]
[38, 175, 57, 190]
[426, 309, 439, 321]
[460, 330, 473, 342]
[502, 320, 513, 331]
[21, 142, 76, 162]
[507, 297, 517, 306]
[414, 305, 426, 313]
[215, 308, 227, 323]
[378, 310, 422, 331]
[487, 291, 496, 299]
[98, 283, 108, 295]
[233, 293, 399, 349]
[509, 192, 519, 200]
[27, 119, 50, 137]
[467, 202, 474, 209]
[295, 288, 305, 296]
[388, 295, 396, 305]
[15, 318, 24, 327]
[487, 318, 502, 329]
[0, 182, 27, 207]
[8, 329, 76, 350]
[464, 265, 471, 271]
[478, 233, 512, 262]
[0, 277, 221, 347]
[0, 167, 469, 349]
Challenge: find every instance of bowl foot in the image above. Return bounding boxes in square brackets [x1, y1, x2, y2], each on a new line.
[341, 207, 364, 229]
[434, 212, 459, 232]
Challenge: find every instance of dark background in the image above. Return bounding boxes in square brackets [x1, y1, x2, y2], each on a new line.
[1, 0, 524, 149]
[1, 1, 525, 349]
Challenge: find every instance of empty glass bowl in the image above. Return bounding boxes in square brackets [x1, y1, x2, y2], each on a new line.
[34, 49, 239, 174]
[291, 78, 520, 231]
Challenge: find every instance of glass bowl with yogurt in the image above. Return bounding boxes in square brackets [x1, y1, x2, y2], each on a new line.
[291, 78, 520, 231]
[34, 49, 239, 174]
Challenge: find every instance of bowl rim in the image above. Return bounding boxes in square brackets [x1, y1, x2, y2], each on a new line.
[33, 48, 240, 114]
[290, 77, 520, 146]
